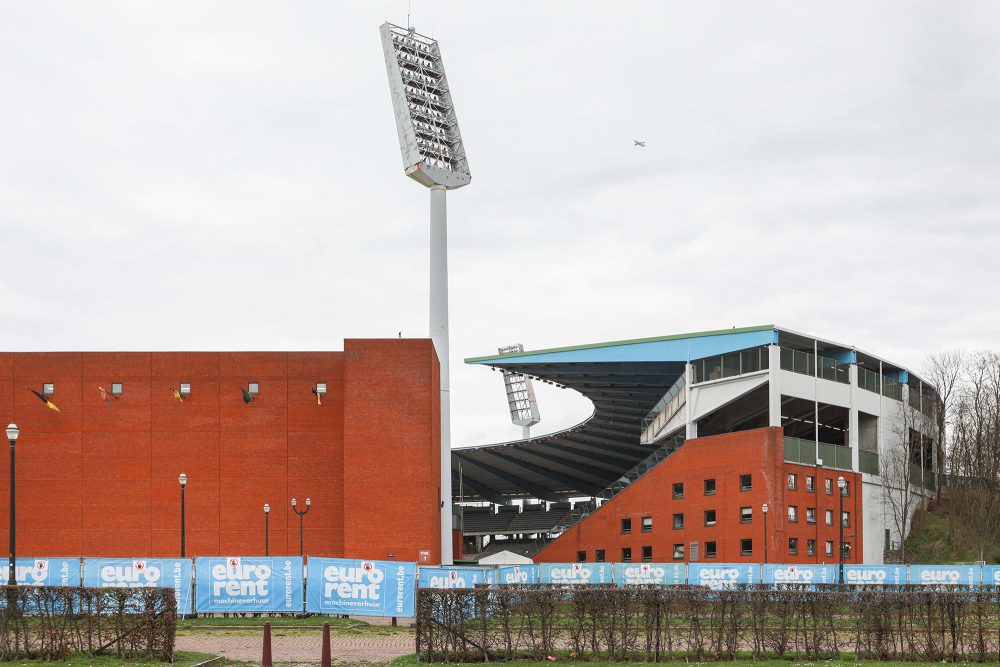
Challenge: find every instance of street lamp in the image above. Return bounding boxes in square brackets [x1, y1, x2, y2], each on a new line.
[6, 424, 19, 587]
[291, 497, 311, 557]
[761, 503, 769, 564]
[263, 504, 270, 557]
[178, 473, 187, 558]
[837, 476, 847, 584]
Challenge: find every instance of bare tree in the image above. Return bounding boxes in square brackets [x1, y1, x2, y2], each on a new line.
[923, 349, 964, 503]
[880, 401, 926, 562]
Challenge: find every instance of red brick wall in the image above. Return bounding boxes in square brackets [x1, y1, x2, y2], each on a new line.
[0, 341, 440, 561]
[535, 427, 862, 565]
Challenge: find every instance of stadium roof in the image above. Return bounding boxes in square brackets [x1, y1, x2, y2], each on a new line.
[453, 325, 779, 503]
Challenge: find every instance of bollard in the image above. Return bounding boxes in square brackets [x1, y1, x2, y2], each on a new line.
[262, 621, 273, 667]
[321, 622, 331, 667]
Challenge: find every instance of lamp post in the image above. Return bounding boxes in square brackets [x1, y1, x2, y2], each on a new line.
[291, 497, 311, 557]
[837, 476, 846, 585]
[6, 424, 19, 587]
[178, 473, 187, 558]
[761, 503, 769, 564]
[263, 504, 270, 557]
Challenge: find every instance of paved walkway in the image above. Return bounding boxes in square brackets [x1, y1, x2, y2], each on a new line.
[177, 632, 414, 665]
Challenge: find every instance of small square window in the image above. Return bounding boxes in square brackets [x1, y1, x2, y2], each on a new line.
[825, 509, 833, 526]
[621, 518, 632, 535]
[788, 538, 798, 555]
[842, 511, 851, 527]
[576, 550, 586, 562]
[740, 474, 752, 491]
[825, 541, 834, 556]
[704, 509, 717, 527]
[179, 382, 191, 396]
[740, 506, 752, 523]
[641, 516, 652, 533]
[840, 480, 850, 496]
[621, 547, 632, 563]
[595, 549, 605, 562]
[672, 544, 683, 560]
[787, 473, 797, 490]
[643, 545, 654, 562]
[704, 478, 716, 495]
[315, 381, 328, 395]
[824, 478, 833, 494]
[42, 383, 55, 395]
[672, 482, 684, 499]
[111, 382, 123, 395]
[672, 513, 684, 529]
[740, 538, 753, 556]
[806, 476, 815, 492]
[705, 541, 717, 558]
[788, 506, 798, 522]
[248, 382, 260, 395]
[807, 539, 816, 556]
[806, 507, 816, 524]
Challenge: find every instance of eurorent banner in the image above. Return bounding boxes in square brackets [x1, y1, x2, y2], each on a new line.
[418, 566, 494, 589]
[614, 562, 685, 586]
[539, 563, 612, 585]
[497, 565, 538, 584]
[688, 563, 759, 590]
[842, 564, 906, 585]
[0, 558, 79, 586]
[762, 564, 837, 588]
[909, 564, 978, 587]
[307, 558, 415, 617]
[196, 557, 303, 613]
[84, 559, 193, 613]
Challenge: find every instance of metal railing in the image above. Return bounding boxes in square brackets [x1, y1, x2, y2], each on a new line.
[640, 376, 686, 444]
[859, 449, 879, 475]
[784, 436, 853, 471]
[779, 348, 849, 384]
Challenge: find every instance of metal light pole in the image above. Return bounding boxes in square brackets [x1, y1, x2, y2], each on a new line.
[264, 504, 270, 557]
[761, 503, 768, 564]
[291, 497, 311, 557]
[6, 424, 19, 587]
[178, 473, 187, 558]
[837, 476, 846, 584]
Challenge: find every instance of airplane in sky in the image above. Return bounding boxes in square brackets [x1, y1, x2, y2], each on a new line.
[633, 140, 646, 147]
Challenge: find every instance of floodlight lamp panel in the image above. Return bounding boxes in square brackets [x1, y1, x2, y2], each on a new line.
[380, 22, 471, 190]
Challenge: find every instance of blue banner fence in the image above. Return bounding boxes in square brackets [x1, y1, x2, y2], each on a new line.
[7, 559, 1000, 615]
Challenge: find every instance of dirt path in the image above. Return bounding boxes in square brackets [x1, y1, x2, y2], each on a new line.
[177, 630, 414, 665]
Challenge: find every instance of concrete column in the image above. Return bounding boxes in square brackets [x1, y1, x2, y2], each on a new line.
[849, 364, 860, 472]
[430, 185, 453, 564]
[768, 345, 781, 427]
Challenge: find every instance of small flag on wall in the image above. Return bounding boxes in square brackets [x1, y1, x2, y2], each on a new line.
[97, 386, 118, 407]
[241, 388, 255, 405]
[29, 388, 60, 412]
[311, 389, 322, 406]
[169, 387, 185, 402]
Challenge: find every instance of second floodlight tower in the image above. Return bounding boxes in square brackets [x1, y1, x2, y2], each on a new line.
[381, 22, 471, 565]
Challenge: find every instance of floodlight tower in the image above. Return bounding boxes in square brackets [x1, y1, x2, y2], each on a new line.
[381, 22, 471, 565]
[497, 344, 541, 439]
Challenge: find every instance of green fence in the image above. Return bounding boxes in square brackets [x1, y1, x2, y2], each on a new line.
[859, 449, 879, 475]
[784, 436, 853, 471]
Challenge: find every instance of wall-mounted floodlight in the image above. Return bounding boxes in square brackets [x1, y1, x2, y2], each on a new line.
[381, 21, 471, 566]
[497, 344, 541, 439]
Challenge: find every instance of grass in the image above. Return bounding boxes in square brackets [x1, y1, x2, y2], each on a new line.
[905, 497, 1000, 564]
[390, 657, 1000, 667]
[0, 650, 216, 666]
[178, 614, 364, 628]
[176, 614, 413, 638]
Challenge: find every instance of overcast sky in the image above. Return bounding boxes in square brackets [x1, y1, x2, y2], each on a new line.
[1, 1, 998, 447]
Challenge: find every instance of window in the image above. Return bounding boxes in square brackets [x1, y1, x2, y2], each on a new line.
[621, 547, 632, 562]
[179, 382, 192, 396]
[806, 507, 816, 524]
[577, 550, 586, 562]
[740, 506, 752, 523]
[825, 509, 833, 526]
[787, 473, 797, 490]
[621, 518, 632, 535]
[807, 539, 816, 556]
[672, 482, 684, 499]
[42, 383, 54, 395]
[248, 382, 260, 395]
[787, 506, 798, 522]
[825, 541, 834, 556]
[740, 539, 753, 556]
[806, 476, 815, 492]
[788, 538, 798, 555]
[824, 478, 833, 494]
[840, 480, 850, 496]
[705, 541, 717, 558]
[672, 544, 683, 560]
[704, 478, 716, 495]
[111, 382, 123, 395]
[740, 474, 752, 491]
[673, 513, 684, 529]
[595, 549, 605, 562]
[641, 516, 652, 533]
[704, 509, 717, 527]
[644, 545, 654, 562]
[315, 382, 328, 395]
[842, 511, 851, 527]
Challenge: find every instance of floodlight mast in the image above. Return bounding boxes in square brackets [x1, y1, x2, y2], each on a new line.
[497, 344, 541, 439]
[381, 22, 471, 565]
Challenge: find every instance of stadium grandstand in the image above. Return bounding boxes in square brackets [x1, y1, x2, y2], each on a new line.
[453, 325, 938, 565]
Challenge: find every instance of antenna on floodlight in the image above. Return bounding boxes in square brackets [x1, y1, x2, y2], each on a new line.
[381, 22, 471, 565]
[497, 344, 541, 439]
